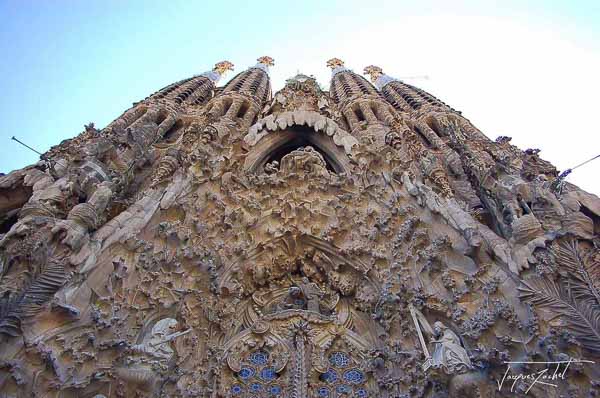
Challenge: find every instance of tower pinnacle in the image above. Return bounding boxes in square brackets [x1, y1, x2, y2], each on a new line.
[326, 57, 348, 76]
[201, 60, 234, 83]
[326, 58, 344, 69]
[254, 56, 275, 73]
[214, 60, 235, 75]
[363, 65, 383, 82]
[363, 65, 397, 90]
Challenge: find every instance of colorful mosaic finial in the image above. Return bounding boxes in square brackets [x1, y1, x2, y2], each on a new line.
[257, 56, 275, 67]
[326, 58, 345, 70]
[213, 60, 234, 75]
[363, 65, 384, 83]
[201, 60, 234, 83]
[364, 65, 397, 89]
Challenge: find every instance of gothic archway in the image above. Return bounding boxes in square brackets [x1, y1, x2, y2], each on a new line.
[244, 126, 352, 174]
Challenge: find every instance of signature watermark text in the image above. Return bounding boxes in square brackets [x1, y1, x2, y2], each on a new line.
[497, 359, 595, 394]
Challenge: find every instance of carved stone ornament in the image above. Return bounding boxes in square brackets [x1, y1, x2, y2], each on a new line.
[0, 57, 599, 398]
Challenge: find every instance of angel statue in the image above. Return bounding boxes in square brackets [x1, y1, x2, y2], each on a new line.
[115, 318, 191, 392]
[131, 318, 190, 360]
[409, 305, 473, 375]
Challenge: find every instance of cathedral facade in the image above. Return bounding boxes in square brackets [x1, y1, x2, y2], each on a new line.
[0, 56, 599, 397]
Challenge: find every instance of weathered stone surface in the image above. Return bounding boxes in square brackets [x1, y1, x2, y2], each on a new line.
[0, 58, 599, 398]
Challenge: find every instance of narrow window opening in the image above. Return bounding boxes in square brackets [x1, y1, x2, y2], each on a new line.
[124, 107, 147, 128]
[354, 77, 371, 94]
[236, 101, 249, 118]
[370, 104, 381, 122]
[233, 77, 245, 91]
[156, 110, 168, 125]
[222, 98, 233, 116]
[342, 115, 352, 131]
[580, 205, 600, 236]
[413, 126, 433, 148]
[163, 120, 186, 143]
[354, 107, 366, 122]
[262, 81, 270, 104]
[426, 118, 444, 137]
[331, 85, 339, 103]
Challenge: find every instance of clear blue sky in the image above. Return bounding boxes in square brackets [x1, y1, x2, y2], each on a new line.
[1, 0, 599, 192]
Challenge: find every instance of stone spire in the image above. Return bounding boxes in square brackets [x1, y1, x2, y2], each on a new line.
[209, 57, 273, 127]
[200, 60, 235, 83]
[325, 58, 392, 131]
[364, 65, 448, 111]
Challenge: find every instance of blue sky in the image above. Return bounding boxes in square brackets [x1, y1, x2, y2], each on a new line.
[1, 0, 599, 193]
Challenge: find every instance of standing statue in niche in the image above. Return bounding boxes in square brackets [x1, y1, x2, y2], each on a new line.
[410, 305, 473, 374]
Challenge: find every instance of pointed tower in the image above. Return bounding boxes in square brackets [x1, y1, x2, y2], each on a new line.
[327, 58, 395, 133]
[150, 60, 235, 106]
[105, 60, 234, 145]
[364, 65, 449, 113]
[206, 56, 273, 129]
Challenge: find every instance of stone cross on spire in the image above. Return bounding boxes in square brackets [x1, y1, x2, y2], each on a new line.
[201, 60, 234, 83]
[363, 65, 396, 90]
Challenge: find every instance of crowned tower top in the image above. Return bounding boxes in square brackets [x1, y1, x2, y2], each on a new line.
[326, 57, 349, 76]
[253, 56, 275, 73]
[364, 65, 449, 111]
[200, 60, 235, 83]
[363, 65, 397, 90]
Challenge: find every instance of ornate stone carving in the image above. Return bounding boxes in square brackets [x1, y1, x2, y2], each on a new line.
[1, 58, 599, 398]
[279, 146, 330, 177]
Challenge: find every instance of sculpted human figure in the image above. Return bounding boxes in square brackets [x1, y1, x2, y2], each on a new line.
[283, 286, 305, 310]
[280, 146, 329, 177]
[414, 309, 473, 374]
[299, 277, 325, 312]
[264, 160, 279, 174]
[131, 318, 181, 360]
[428, 321, 472, 374]
[115, 318, 189, 392]
[385, 131, 402, 151]
[283, 278, 325, 313]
